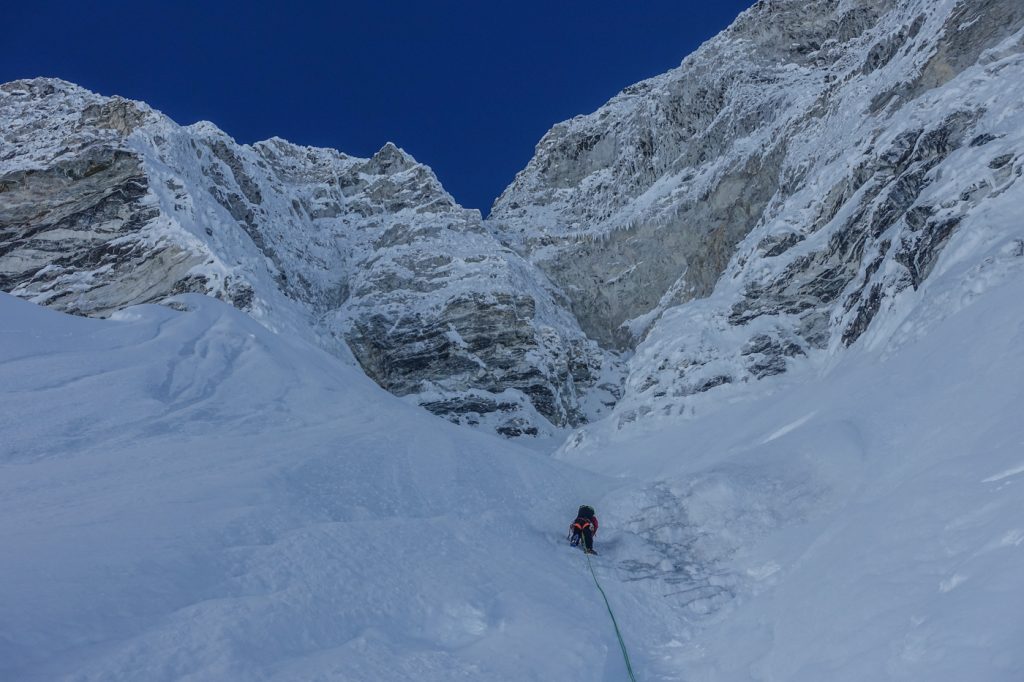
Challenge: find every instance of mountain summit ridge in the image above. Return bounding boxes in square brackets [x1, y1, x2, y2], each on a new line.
[3, 0, 1023, 441]
[0, 76, 611, 439]
[491, 0, 1024, 435]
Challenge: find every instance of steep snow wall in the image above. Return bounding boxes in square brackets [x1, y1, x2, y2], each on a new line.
[555, 257, 1024, 681]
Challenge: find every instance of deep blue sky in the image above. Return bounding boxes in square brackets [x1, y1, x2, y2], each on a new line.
[6, 1, 754, 212]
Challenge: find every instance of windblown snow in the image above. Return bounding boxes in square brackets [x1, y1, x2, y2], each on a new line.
[3, 0, 1024, 679]
[3, 220, 1023, 680]
[0, 294, 630, 681]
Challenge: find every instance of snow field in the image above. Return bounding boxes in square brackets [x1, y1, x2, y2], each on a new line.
[565, 266, 1024, 681]
[2, 236, 1024, 680]
[0, 293, 673, 681]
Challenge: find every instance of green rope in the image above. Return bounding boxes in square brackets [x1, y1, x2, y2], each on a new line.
[583, 548, 638, 682]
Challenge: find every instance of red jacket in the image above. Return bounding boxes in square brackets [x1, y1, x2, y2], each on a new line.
[571, 515, 598, 534]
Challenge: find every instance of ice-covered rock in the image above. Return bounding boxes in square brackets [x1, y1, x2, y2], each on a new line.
[3, 0, 1021, 440]
[491, 0, 1024, 428]
[0, 78, 611, 437]
[491, 0, 1022, 346]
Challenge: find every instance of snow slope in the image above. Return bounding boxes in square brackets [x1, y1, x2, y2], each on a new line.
[3, 226, 1024, 681]
[557, 198, 1024, 678]
[0, 293, 653, 681]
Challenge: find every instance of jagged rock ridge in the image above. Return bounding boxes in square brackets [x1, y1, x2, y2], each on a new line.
[491, 0, 1023, 350]
[490, 0, 1024, 431]
[0, 78, 613, 438]
[3, 0, 1022, 442]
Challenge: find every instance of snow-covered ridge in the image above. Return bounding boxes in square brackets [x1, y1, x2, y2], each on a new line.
[491, 0, 1023, 350]
[2, 0, 1022, 443]
[491, 0, 1024, 434]
[0, 78, 613, 438]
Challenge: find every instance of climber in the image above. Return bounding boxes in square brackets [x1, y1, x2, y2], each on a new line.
[568, 504, 599, 554]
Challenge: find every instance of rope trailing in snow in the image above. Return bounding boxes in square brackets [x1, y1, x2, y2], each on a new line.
[583, 550, 638, 682]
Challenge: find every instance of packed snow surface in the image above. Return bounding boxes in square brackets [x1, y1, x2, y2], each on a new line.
[3, 242, 1024, 680]
[0, 294, 642, 681]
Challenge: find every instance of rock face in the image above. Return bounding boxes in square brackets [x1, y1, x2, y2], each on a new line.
[0, 79, 610, 437]
[491, 0, 1023, 351]
[490, 0, 1024, 431]
[3, 0, 1022, 440]
[0, 82, 202, 315]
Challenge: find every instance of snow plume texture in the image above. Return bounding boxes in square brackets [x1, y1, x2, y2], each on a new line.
[3, 0, 1024, 680]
